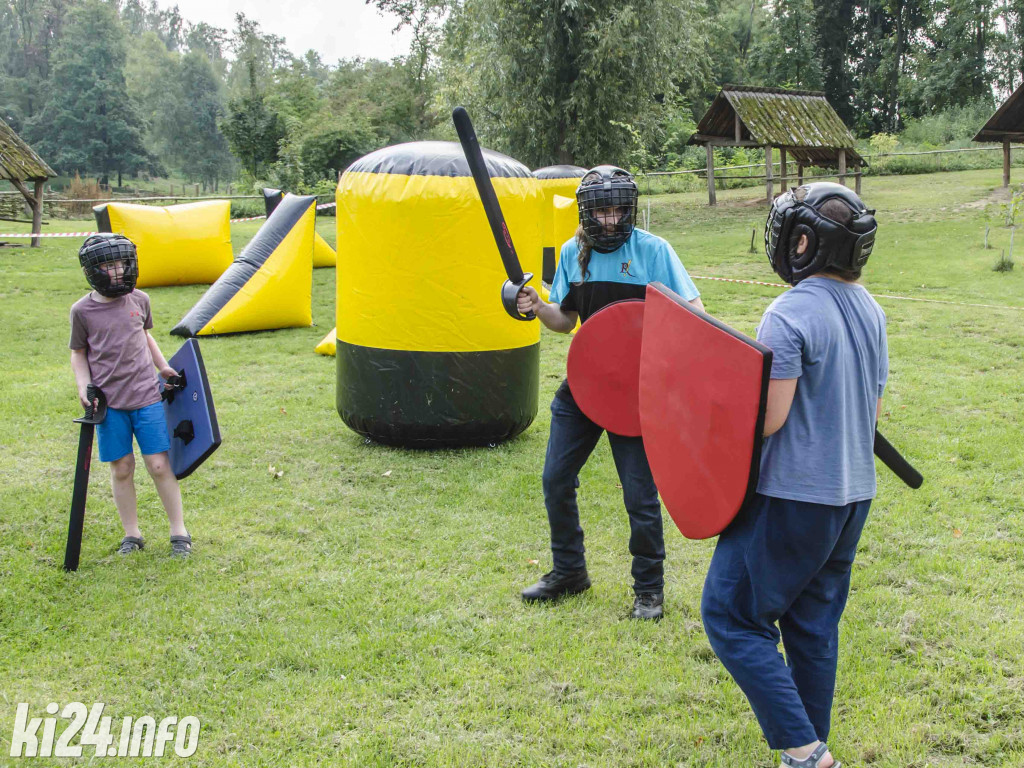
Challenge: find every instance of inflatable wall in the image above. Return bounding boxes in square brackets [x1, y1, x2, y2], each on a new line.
[171, 194, 315, 337]
[533, 165, 586, 283]
[94, 200, 233, 287]
[336, 141, 543, 447]
[263, 188, 336, 267]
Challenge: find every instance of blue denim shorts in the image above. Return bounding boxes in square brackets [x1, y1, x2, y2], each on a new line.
[96, 401, 170, 462]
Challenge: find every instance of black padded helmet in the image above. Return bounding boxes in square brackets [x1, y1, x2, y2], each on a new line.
[764, 182, 877, 285]
[576, 165, 639, 253]
[79, 233, 139, 298]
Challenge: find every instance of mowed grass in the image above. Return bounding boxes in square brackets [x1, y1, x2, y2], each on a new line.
[1, 171, 1022, 767]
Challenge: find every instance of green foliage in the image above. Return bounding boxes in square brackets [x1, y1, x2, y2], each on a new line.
[298, 117, 379, 184]
[27, 0, 157, 181]
[900, 99, 997, 146]
[221, 91, 285, 178]
[439, 0, 712, 167]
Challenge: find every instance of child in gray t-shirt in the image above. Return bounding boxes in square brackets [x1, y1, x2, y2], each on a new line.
[69, 234, 192, 558]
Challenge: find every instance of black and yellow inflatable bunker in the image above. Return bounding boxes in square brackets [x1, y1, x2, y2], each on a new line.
[533, 165, 586, 283]
[335, 141, 543, 448]
[94, 200, 233, 287]
[263, 188, 337, 267]
[171, 194, 315, 337]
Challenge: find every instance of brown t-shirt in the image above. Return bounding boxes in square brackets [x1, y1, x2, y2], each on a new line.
[69, 290, 162, 410]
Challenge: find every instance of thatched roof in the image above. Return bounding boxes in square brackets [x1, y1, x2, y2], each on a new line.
[973, 82, 1024, 143]
[0, 117, 55, 182]
[688, 85, 864, 166]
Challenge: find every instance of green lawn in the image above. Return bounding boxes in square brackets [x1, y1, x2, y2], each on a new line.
[1, 170, 1022, 767]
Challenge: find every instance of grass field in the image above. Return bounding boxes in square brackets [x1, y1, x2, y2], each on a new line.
[1, 169, 1022, 767]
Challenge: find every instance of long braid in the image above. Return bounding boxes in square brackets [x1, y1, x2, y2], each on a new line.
[574, 225, 592, 286]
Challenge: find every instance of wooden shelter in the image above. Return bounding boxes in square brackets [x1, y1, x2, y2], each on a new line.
[688, 85, 865, 206]
[973, 82, 1024, 188]
[0, 117, 56, 246]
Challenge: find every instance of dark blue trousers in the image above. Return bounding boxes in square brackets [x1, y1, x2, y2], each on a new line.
[542, 391, 665, 593]
[700, 493, 871, 749]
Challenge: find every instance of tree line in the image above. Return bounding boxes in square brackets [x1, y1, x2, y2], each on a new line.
[2, 0, 1022, 191]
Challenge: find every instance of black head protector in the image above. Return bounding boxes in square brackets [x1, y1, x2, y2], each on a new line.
[576, 165, 639, 253]
[764, 182, 877, 285]
[79, 233, 139, 298]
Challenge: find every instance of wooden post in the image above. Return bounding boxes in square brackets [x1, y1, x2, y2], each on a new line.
[855, 165, 862, 195]
[797, 164, 804, 186]
[779, 148, 788, 191]
[734, 113, 742, 143]
[765, 145, 774, 203]
[706, 144, 717, 206]
[1004, 138, 1011, 188]
[194, 183, 200, 196]
[31, 180, 43, 248]
[838, 149, 847, 187]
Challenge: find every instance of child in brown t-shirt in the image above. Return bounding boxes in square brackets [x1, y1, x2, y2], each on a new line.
[69, 234, 191, 558]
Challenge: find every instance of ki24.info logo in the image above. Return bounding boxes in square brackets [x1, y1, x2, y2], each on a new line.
[8, 703, 200, 758]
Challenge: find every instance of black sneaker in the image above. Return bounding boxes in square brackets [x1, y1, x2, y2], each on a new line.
[521, 569, 591, 603]
[630, 591, 664, 621]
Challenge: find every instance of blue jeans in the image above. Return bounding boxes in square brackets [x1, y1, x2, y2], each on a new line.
[542, 391, 665, 593]
[701, 493, 871, 749]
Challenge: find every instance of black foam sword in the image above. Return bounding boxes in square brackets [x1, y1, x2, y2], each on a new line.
[64, 385, 107, 571]
[452, 106, 536, 321]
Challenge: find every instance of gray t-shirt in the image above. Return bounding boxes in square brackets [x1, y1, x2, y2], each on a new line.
[755, 277, 888, 506]
[69, 290, 162, 410]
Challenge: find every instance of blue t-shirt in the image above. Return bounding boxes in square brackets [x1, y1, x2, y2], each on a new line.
[549, 228, 699, 321]
[755, 277, 889, 505]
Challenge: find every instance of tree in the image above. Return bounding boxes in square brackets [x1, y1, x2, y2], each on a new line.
[439, 0, 711, 168]
[167, 52, 234, 189]
[221, 91, 284, 178]
[28, 0, 156, 184]
[748, 0, 823, 90]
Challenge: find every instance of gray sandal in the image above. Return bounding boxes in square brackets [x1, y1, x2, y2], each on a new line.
[780, 743, 840, 768]
[170, 534, 192, 559]
[117, 536, 144, 555]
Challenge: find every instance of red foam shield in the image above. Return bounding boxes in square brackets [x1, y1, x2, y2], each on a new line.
[640, 283, 772, 539]
[565, 300, 644, 437]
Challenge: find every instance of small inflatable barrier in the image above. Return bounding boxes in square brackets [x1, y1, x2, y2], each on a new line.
[161, 339, 221, 480]
[534, 165, 586, 283]
[171, 194, 315, 336]
[315, 327, 336, 356]
[94, 200, 232, 287]
[336, 141, 543, 447]
[263, 188, 336, 267]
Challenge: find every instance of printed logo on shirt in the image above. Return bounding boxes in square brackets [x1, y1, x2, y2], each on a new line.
[620, 259, 636, 277]
[128, 309, 142, 319]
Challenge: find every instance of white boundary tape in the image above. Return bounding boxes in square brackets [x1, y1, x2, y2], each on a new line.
[691, 274, 1024, 312]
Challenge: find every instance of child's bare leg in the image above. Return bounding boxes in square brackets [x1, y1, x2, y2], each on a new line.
[142, 451, 187, 538]
[110, 454, 141, 538]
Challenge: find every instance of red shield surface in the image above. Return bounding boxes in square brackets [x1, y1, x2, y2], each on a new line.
[640, 283, 772, 539]
[565, 300, 644, 437]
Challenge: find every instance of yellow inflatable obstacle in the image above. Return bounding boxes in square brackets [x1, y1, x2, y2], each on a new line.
[93, 200, 233, 287]
[533, 165, 586, 283]
[171, 194, 315, 337]
[337, 141, 543, 447]
[263, 188, 336, 267]
[315, 327, 336, 356]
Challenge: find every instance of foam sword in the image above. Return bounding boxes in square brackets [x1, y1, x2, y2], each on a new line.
[452, 106, 536, 321]
[64, 384, 107, 571]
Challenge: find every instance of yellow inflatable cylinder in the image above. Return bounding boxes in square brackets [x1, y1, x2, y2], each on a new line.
[533, 165, 585, 283]
[337, 141, 543, 447]
[94, 201, 233, 287]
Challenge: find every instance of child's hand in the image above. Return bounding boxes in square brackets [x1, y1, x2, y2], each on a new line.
[78, 386, 96, 411]
[159, 365, 178, 385]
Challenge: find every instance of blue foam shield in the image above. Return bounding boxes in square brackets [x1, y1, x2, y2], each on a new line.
[162, 339, 221, 479]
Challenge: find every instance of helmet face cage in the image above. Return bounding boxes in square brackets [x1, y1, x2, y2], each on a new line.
[79, 234, 139, 297]
[576, 166, 639, 253]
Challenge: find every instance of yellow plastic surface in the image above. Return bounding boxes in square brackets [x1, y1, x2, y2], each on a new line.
[336, 172, 543, 352]
[104, 201, 233, 287]
[198, 203, 314, 335]
[313, 232, 336, 268]
[315, 327, 337, 356]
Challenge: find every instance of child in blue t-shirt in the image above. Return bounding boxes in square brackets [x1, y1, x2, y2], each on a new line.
[516, 165, 703, 621]
[701, 183, 887, 768]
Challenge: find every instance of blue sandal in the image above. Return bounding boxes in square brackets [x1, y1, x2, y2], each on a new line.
[780, 743, 839, 768]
